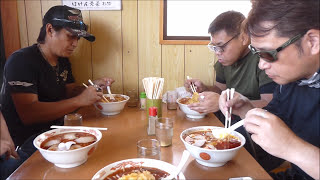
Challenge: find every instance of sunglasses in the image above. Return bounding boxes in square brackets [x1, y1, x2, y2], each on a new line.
[208, 33, 240, 53]
[248, 32, 306, 62]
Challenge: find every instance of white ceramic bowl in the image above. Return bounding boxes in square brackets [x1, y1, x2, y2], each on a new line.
[94, 94, 129, 116]
[180, 126, 245, 167]
[92, 158, 186, 180]
[176, 97, 208, 119]
[33, 128, 102, 168]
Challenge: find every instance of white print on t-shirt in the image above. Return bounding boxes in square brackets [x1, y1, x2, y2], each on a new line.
[8, 81, 33, 87]
[60, 70, 68, 82]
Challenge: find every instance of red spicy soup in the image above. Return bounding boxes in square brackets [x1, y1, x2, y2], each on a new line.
[41, 132, 97, 151]
[184, 130, 241, 150]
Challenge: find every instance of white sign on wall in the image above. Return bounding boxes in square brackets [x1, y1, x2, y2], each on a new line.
[63, 0, 121, 11]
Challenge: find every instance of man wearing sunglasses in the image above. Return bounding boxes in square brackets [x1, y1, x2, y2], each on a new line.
[185, 11, 276, 157]
[0, 6, 114, 178]
[219, 0, 319, 179]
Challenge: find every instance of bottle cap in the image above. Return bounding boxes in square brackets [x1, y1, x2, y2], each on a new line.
[140, 92, 146, 98]
[149, 107, 157, 116]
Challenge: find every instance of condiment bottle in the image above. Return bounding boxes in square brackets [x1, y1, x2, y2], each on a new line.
[148, 107, 157, 135]
[140, 92, 146, 110]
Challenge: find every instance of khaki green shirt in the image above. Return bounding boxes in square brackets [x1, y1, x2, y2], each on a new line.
[214, 51, 274, 100]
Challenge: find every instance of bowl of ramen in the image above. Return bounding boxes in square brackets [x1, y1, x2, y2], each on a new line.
[33, 128, 102, 168]
[176, 93, 208, 119]
[92, 158, 186, 180]
[180, 126, 245, 167]
[94, 94, 129, 116]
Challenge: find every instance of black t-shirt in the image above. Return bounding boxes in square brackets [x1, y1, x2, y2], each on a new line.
[0, 44, 75, 146]
[264, 82, 320, 180]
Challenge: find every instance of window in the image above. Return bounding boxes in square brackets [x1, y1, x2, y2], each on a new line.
[160, 0, 252, 45]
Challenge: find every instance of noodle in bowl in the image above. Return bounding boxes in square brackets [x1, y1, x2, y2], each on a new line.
[94, 94, 129, 116]
[180, 126, 245, 167]
[92, 158, 185, 180]
[33, 128, 102, 168]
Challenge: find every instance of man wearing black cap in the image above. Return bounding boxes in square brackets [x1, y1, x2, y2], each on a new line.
[0, 6, 112, 177]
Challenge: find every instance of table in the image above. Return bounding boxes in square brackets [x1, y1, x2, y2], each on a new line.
[8, 104, 272, 179]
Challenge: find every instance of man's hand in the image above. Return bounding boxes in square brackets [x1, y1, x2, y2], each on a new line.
[219, 90, 254, 118]
[76, 86, 103, 106]
[188, 92, 220, 113]
[93, 77, 114, 89]
[184, 79, 207, 93]
[0, 140, 19, 160]
[244, 108, 298, 159]
[1, 114, 19, 160]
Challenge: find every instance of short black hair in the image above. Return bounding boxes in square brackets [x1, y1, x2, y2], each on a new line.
[247, 0, 319, 38]
[208, 11, 245, 36]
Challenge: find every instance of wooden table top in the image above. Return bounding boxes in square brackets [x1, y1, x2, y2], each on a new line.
[8, 104, 271, 180]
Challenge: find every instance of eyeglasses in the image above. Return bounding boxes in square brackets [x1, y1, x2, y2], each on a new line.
[248, 32, 306, 62]
[208, 33, 240, 53]
[51, 18, 88, 31]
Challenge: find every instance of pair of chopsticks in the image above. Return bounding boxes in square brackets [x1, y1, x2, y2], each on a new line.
[187, 76, 197, 93]
[51, 125, 108, 131]
[83, 79, 109, 102]
[225, 88, 235, 128]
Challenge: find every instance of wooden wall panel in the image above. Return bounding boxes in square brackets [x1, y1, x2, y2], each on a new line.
[69, 11, 93, 85]
[25, 0, 42, 45]
[185, 45, 216, 87]
[122, 0, 138, 94]
[91, 11, 123, 93]
[17, 0, 28, 48]
[162, 45, 184, 92]
[1, 0, 20, 58]
[138, 0, 162, 92]
[11, 0, 218, 96]
[41, 0, 61, 18]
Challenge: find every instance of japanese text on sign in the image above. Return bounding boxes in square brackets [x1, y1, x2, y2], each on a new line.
[63, 1, 121, 10]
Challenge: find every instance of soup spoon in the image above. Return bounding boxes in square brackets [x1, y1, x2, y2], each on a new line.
[212, 119, 244, 139]
[165, 150, 190, 180]
[107, 86, 115, 100]
[58, 141, 75, 151]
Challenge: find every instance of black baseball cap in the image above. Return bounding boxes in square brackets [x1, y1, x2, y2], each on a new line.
[43, 5, 95, 42]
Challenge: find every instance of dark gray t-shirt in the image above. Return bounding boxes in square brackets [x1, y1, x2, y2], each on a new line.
[214, 51, 275, 100]
[0, 44, 75, 146]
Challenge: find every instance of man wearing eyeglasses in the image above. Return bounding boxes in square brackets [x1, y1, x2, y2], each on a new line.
[185, 11, 277, 158]
[0, 6, 113, 176]
[185, 11, 276, 114]
[219, 0, 319, 179]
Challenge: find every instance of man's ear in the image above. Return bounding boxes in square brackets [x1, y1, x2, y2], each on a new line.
[305, 29, 319, 55]
[240, 31, 250, 46]
[46, 23, 53, 38]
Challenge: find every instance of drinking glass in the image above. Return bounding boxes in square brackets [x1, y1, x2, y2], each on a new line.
[64, 113, 82, 126]
[126, 89, 138, 107]
[167, 90, 178, 110]
[137, 139, 161, 159]
[155, 117, 174, 147]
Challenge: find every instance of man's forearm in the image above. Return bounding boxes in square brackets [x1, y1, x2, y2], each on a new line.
[17, 97, 82, 125]
[286, 137, 319, 179]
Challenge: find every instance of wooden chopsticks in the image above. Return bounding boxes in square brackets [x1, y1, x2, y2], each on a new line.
[225, 88, 235, 128]
[187, 76, 197, 93]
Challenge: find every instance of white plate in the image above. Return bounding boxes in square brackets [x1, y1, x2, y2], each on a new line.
[92, 158, 186, 180]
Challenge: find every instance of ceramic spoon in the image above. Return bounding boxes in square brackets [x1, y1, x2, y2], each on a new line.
[107, 86, 115, 100]
[165, 150, 190, 180]
[212, 119, 244, 139]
